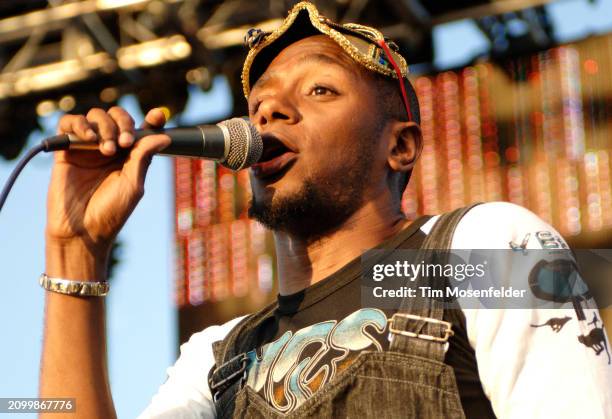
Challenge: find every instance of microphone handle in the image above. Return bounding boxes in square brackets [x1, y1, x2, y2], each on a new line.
[67, 125, 229, 159]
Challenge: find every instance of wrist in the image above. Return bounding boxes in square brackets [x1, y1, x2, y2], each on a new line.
[45, 235, 110, 282]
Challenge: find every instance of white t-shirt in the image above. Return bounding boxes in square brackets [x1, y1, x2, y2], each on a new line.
[137, 202, 612, 418]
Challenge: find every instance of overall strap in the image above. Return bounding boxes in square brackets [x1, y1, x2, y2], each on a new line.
[208, 301, 278, 418]
[389, 202, 482, 361]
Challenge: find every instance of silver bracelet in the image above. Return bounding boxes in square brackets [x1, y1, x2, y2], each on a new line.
[39, 273, 109, 297]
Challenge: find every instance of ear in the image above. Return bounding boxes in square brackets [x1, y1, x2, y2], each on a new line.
[387, 121, 422, 173]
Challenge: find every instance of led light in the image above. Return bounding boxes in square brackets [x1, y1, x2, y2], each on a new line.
[95, 0, 148, 9]
[58, 95, 76, 111]
[117, 35, 192, 70]
[0, 53, 109, 99]
[36, 100, 56, 116]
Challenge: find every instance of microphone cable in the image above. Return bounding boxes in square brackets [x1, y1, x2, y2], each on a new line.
[0, 135, 70, 213]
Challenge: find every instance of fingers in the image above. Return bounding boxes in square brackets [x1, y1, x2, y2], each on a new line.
[57, 114, 96, 141]
[56, 107, 139, 157]
[86, 108, 118, 155]
[141, 108, 167, 129]
[108, 106, 135, 148]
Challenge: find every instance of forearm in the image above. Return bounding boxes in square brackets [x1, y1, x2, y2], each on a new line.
[39, 239, 116, 419]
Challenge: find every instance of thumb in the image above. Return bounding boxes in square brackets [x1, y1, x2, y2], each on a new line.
[141, 107, 168, 130]
[122, 134, 171, 189]
[122, 107, 170, 189]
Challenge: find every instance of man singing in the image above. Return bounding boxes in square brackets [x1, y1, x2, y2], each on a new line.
[39, 2, 611, 418]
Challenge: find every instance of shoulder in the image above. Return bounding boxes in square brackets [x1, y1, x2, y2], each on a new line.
[420, 201, 555, 249]
[137, 315, 248, 419]
[182, 315, 247, 351]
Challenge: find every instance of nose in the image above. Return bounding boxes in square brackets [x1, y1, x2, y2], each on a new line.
[252, 93, 299, 128]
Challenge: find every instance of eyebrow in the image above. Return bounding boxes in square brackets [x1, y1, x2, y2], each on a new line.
[302, 53, 349, 68]
[252, 53, 354, 91]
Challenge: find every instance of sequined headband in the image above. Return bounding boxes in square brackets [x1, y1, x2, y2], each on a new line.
[241, 1, 414, 121]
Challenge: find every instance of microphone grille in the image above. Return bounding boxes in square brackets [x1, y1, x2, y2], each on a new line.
[217, 118, 263, 171]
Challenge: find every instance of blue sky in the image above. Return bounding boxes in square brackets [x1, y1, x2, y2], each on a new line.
[0, 79, 232, 418]
[0, 1, 610, 417]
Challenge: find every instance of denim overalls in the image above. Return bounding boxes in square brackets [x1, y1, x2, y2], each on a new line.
[208, 205, 481, 418]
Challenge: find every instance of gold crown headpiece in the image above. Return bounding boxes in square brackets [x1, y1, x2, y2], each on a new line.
[241, 1, 414, 121]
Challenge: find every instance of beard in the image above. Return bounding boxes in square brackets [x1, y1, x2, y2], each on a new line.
[248, 137, 377, 242]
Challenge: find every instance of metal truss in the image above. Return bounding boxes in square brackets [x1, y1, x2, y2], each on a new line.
[0, 0, 572, 158]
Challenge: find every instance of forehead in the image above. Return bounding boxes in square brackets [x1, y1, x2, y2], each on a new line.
[253, 35, 364, 88]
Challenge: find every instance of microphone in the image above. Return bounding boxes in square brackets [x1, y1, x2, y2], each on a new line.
[64, 117, 263, 171]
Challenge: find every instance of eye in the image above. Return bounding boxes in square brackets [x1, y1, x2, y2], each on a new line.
[310, 85, 336, 96]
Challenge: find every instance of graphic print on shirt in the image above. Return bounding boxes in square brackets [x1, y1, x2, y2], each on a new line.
[509, 233, 531, 251]
[534, 231, 569, 249]
[531, 297, 611, 365]
[530, 316, 571, 332]
[244, 308, 388, 413]
[578, 313, 611, 364]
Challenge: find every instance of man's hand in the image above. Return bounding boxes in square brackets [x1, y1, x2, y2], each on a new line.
[40, 107, 171, 419]
[45, 107, 170, 279]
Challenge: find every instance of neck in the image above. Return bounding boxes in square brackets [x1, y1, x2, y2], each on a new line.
[273, 194, 410, 296]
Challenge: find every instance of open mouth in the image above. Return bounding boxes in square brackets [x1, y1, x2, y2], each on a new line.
[251, 134, 298, 180]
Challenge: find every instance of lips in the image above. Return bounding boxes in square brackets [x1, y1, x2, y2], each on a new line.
[251, 133, 298, 180]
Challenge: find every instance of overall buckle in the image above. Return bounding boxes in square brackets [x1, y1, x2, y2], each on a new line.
[209, 352, 249, 402]
[389, 313, 454, 343]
